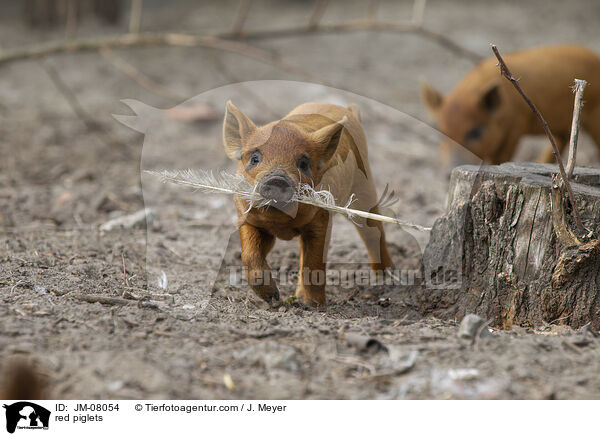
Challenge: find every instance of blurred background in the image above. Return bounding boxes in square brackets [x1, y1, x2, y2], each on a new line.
[2, 0, 600, 400]
[2, 0, 600, 230]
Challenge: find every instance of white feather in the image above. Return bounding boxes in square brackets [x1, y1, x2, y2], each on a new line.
[146, 169, 431, 232]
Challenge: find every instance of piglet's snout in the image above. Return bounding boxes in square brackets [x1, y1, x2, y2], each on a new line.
[259, 174, 295, 204]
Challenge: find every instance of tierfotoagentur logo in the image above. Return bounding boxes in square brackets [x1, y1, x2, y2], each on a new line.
[2, 402, 50, 434]
[227, 266, 425, 288]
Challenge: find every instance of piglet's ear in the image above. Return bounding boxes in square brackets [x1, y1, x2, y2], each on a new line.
[420, 78, 444, 116]
[223, 100, 256, 160]
[480, 84, 501, 114]
[311, 116, 347, 164]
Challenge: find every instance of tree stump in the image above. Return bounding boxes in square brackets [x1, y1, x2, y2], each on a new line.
[421, 162, 600, 329]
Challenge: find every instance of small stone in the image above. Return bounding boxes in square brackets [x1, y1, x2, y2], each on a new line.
[107, 380, 124, 392]
[448, 368, 479, 380]
[458, 314, 492, 339]
[223, 373, 235, 391]
[34, 285, 47, 295]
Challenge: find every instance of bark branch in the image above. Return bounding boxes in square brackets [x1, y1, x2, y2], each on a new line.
[75, 293, 132, 306]
[222, 20, 482, 63]
[566, 79, 587, 179]
[491, 44, 584, 234]
[308, 0, 329, 28]
[0, 32, 321, 83]
[0, 22, 483, 69]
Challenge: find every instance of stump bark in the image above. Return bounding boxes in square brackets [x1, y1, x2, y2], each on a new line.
[421, 163, 600, 329]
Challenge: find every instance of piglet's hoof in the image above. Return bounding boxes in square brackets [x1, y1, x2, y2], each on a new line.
[256, 286, 280, 307]
[296, 288, 325, 308]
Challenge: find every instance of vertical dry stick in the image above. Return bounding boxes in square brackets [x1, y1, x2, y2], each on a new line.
[231, 0, 252, 36]
[129, 0, 143, 34]
[411, 0, 427, 26]
[491, 44, 583, 233]
[566, 79, 587, 179]
[64, 0, 77, 38]
[308, 0, 329, 29]
[367, 0, 379, 22]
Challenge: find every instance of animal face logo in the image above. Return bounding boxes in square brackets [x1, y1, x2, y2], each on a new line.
[2, 402, 50, 434]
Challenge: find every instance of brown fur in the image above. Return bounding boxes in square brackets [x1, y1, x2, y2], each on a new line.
[421, 45, 600, 165]
[0, 359, 44, 400]
[223, 101, 393, 306]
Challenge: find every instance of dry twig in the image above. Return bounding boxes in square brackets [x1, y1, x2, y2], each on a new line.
[367, 0, 379, 22]
[75, 293, 132, 306]
[129, 0, 143, 34]
[138, 300, 167, 310]
[9, 280, 25, 296]
[39, 59, 99, 133]
[582, 322, 599, 339]
[231, 0, 252, 35]
[228, 327, 294, 339]
[221, 21, 482, 63]
[411, 0, 427, 26]
[64, 0, 77, 38]
[0, 33, 320, 83]
[550, 174, 582, 247]
[308, 0, 329, 28]
[566, 79, 587, 179]
[562, 339, 583, 355]
[0, 23, 482, 69]
[491, 44, 583, 234]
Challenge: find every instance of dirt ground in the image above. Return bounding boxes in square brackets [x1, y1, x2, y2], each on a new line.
[2, 0, 600, 400]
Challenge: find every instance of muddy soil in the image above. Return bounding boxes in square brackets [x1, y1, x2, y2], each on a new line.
[2, 0, 600, 399]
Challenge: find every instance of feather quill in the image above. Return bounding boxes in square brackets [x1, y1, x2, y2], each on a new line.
[146, 169, 431, 232]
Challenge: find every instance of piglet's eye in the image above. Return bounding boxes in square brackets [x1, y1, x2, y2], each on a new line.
[248, 150, 262, 167]
[465, 126, 483, 142]
[297, 155, 311, 174]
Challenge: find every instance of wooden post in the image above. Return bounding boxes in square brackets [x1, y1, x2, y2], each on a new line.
[421, 163, 600, 329]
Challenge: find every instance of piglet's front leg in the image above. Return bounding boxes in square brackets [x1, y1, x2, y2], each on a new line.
[296, 209, 331, 307]
[239, 223, 279, 303]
